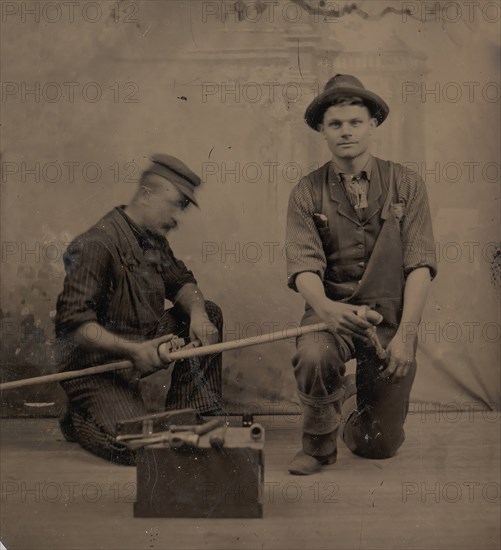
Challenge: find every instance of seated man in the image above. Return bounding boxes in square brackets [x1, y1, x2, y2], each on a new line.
[55, 154, 223, 465]
[286, 74, 437, 475]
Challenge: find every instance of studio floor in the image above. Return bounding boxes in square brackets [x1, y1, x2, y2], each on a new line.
[0, 411, 499, 550]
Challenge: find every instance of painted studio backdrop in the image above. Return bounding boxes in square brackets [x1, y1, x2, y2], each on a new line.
[1, 1, 500, 415]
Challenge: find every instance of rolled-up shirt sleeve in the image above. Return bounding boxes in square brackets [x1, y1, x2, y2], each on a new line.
[398, 168, 438, 280]
[55, 236, 112, 336]
[286, 178, 327, 291]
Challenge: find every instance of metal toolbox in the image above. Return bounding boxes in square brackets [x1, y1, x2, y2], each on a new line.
[134, 424, 265, 518]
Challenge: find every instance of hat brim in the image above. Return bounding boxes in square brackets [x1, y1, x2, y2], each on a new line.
[173, 183, 199, 208]
[146, 164, 200, 208]
[305, 87, 389, 131]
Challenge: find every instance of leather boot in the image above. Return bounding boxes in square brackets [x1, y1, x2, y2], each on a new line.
[289, 374, 357, 475]
[288, 430, 338, 475]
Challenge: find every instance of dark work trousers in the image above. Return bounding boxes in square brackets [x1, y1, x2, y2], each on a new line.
[60, 300, 223, 465]
[293, 306, 416, 459]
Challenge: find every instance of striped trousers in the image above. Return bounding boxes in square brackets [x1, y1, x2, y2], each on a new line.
[60, 301, 223, 465]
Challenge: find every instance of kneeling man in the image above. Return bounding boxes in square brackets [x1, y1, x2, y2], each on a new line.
[286, 75, 437, 474]
[56, 154, 223, 464]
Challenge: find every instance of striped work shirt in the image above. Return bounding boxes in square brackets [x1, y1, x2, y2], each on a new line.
[55, 207, 197, 370]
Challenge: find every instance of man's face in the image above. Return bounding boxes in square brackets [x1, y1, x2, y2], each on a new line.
[319, 104, 377, 161]
[141, 175, 191, 235]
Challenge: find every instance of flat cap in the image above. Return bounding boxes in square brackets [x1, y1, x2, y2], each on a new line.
[147, 154, 201, 207]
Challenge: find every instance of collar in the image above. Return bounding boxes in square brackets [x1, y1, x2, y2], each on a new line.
[116, 206, 164, 250]
[325, 156, 383, 225]
[330, 155, 373, 182]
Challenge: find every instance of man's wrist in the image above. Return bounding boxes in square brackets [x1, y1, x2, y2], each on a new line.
[315, 297, 337, 318]
[394, 326, 418, 348]
[117, 339, 140, 360]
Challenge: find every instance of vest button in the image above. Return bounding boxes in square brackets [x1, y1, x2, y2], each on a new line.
[357, 244, 364, 249]
[358, 261, 365, 267]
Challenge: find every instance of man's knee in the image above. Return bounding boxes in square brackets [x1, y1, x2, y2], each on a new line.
[69, 408, 137, 466]
[294, 339, 345, 375]
[293, 338, 346, 395]
[345, 417, 405, 459]
[361, 430, 405, 459]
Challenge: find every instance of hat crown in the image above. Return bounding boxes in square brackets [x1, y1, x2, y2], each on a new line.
[151, 154, 200, 186]
[324, 74, 366, 93]
[146, 153, 200, 207]
[304, 73, 390, 130]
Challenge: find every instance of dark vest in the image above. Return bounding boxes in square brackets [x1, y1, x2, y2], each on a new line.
[308, 157, 405, 327]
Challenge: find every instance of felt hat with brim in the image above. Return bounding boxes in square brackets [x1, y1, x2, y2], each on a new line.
[146, 154, 200, 207]
[305, 74, 389, 131]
